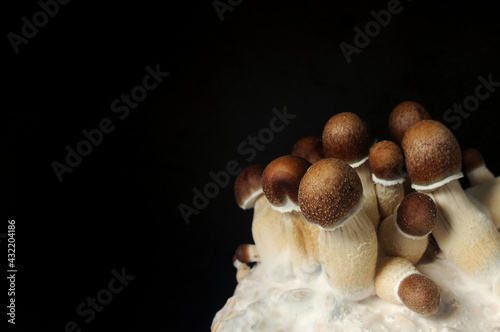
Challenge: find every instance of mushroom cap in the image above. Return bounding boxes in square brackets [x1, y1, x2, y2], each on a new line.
[369, 140, 404, 180]
[298, 158, 363, 229]
[235, 244, 257, 264]
[322, 112, 374, 165]
[462, 148, 486, 173]
[389, 101, 431, 144]
[401, 120, 462, 188]
[398, 273, 440, 315]
[292, 136, 325, 164]
[234, 164, 265, 209]
[396, 192, 437, 237]
[261, 155, 311, 209]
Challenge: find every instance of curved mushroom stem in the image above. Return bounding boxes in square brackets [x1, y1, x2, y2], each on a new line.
[319, 208, 377, 301]
[427, 179, 500, 278]
[355, 161, 381, 228]
[378, 214, 428, 265]
[375, 257, 440, 315]
[466, 176, 500, 229]
[374, 180, 405, 220]
[251, 196, 291, 276]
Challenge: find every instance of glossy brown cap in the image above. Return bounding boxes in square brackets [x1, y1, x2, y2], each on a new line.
[462, 148, 486, 173]
[261, 155, 311, 208]
[389, 101, 431, 145]
[397, 193, 437, 237]
[298, 158, 363, 229]
[369, 140, 404, 180]
[322, 112, 374, 164]
[401, 120, 462, 187]
[234, 165, 265, 209]
[398, 273, 440, 315]
[292, 136, 325, 164]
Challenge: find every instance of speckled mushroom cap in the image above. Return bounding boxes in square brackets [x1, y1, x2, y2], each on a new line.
[396, 192, 437, 237]
[298, 158, 363, 229]
[292, 136, 325, 164]
[261, 155, 311, 210]
[322, 112, 374, 165]
[401, 120, 462, 189]
[398, 273, 440, 316]
[462, 148, 486, 173]
[234, 164, 265, 209]
[389, 101, 431, 144]
[369, 140, 404, 181]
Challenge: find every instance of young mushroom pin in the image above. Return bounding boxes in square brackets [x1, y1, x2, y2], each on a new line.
[234, 165, 288, 273]
[291, 136, 325, 164]
[322, 112, 380, 227]
[402, 120, 500, 290]
[369, 140, 406, 220]
[375, 256, 440, 316]
[298, 158, 378, 300]
[378, 192, 437, 264]
[262, 155, 320, 280]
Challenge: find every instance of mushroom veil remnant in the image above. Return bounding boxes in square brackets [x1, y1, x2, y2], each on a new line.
[298, 158, 378, 300]
[322, 112, 380, 227]
[402, 120, 500, 290]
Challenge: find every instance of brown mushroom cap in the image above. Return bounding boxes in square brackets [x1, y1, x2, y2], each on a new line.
[298, 158, 363, 229]
[369, 140, 404, 180]
[235, 244, 258, 264]
[389, 101, 431, 144]
[234, 165, 265, 209]
[462, 148, 486, 173]
[401, 120, 462, 187]
[322, 112, 374, 165]
[398, 273, 440, 315]
[397, 192, 437, 237]
[261, 155, 311, 209]
[292, 136, 325, 164]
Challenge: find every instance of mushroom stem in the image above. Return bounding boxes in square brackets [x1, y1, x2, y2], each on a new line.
[251, 195, 290, 275]
[462, 148, 495, 186]
[355, 160, 381, 228]
[319, 207, 378, 300]
[373, 178, 405, 220]
[375, 257, 440, 315]
[378, 214, 428, 265]
[467, 165, 495, 186]
[466, 176, 500, 229]
[427, 179, 500, 277]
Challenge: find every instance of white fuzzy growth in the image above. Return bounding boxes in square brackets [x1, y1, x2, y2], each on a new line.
[372, 174, 405, 186]
[411, 172, 464, 192]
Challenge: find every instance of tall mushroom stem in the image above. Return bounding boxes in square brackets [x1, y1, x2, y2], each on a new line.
[354, 160, 380, 227]
[427, 179, 500, 277]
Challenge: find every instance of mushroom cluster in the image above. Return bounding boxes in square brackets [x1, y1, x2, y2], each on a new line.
[212, 101, 500, 332]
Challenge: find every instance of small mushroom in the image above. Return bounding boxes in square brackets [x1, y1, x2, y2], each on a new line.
[262, 155, 320, 279]
[378, 192, 437, 264]
[236, 244, 260, 263]
[375, 256, 440, 315]
[322, 112, 380, 227]
[298, 158, 378, 300]
[462, 148, 495, 186]
[388, 101, 431, 145]
[291, 136, 325, 163]
[369, 140, 406, 219]
[402, 120, 500, 285]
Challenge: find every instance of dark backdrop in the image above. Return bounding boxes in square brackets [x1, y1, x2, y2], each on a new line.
[3, 0, 500, 331]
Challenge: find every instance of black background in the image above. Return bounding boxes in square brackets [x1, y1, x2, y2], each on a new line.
[3, 0, 500, 331]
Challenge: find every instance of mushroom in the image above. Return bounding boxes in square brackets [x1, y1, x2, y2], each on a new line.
[402, 120, 500, 286]
[462, 148, 495, 186]
[388, 101, 431, 145]
[298, 158, 378, 300]
[235, 244, 260, 263]
[232, 255, 250, 282]
[378, 192, 437, 264]
[466, 176, 500, 229]
[369, 140, 406, 220]
[291, 136, 325, 163]
[374, 256, 440, 315]
[322, 112, 380, 227]
[261, 155, 320, 279]
[234, 165, 288, 273]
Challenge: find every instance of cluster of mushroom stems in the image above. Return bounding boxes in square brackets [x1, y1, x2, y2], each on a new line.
[231, 101, 500, 317]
